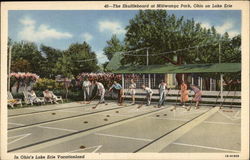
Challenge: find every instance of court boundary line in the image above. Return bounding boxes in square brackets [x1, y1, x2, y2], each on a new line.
[134, 107, 219, 152]
[172, 142, 240, 153]
[148, 117, 241, 126]
[94, 133, 153, 142]
[8, 122, 25, 126]
[68, 145, 102, 153]
[218, 110, 241, 121]
[8, 102, 94, 117]
[8, 133, 31, 145]
[233, 110, 241, 119]
[37, 126, 78, 132]
[8, 104, 133, 131]
[8, 122, 78, 133]
[148, 117, 240, 126]
[8, 101, 120, 118]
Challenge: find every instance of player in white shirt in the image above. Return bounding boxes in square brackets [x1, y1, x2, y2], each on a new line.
[129, 79, 136, 105]
[141, 84, 153, 106]
[94, 80, 105, 103]
[158, 80, 169, 107]
[82, 78, 91, 103]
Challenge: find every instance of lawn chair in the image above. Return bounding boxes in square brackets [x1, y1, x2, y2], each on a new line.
[7, 91, 22, 108]
[51, 91, 63, 103]
[43, 91, 63, 104]
[23, 91, 45, 105]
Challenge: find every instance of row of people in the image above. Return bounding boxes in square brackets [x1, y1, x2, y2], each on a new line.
[26, 89, 62, 105]
[180, 81, 202, 110]
[82, 78, 202, 109]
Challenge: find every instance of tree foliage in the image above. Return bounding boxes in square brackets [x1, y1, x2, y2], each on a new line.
[119, 10, 241, 85]
[10, 41, 46, 77]
[60, 42, 99, 77]
[40, 45, 63, 78]
[103, 35, 124, 61]
[122, 10, 228, 65]
[8, 40, 99, 80]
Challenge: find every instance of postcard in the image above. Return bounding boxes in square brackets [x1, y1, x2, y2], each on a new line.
[1, 1, 249, 160]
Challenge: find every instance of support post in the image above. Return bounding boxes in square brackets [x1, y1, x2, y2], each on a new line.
[148, 74, 151, 89]
[122, 74, 124, 89]
[143, 74, 145, 85]
[191, 76, 194, 85]
[220, 74, 223, 100]
[146, 48, 149, 66]
[200, 77, 203, 91]
[210, 78, 212, 91]
[198, 77, 200, 86]
[8, 46, 12, 91]
[146, 48, 150, 88]
[219, 42, 223, 100]
[153, 74, 156, 87]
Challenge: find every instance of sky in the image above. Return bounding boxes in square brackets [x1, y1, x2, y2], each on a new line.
[8, 10, 241, 64]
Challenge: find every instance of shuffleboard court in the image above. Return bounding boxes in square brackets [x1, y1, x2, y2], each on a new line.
[8, 101, 124, 130]
[26, 106, 211, 152]
[8, 102, 84, 116]
[8, 103, 164, 152]
[7, 102, 241, 153]
[161, 108, 241, 153]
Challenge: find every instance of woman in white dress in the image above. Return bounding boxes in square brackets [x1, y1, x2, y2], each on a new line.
[28, 90, 43, 104]
[129, 79, 136, 105]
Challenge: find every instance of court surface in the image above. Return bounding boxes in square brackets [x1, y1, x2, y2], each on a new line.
[7, 101, 241, 153]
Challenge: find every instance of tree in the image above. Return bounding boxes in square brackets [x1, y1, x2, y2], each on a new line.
[54, 54, 73, 99]
[103, 35, 124, 60]
[40, 45, 63, 78]
[11, 59, 32, 73]
[122, 10, 240, 85]
[64, 41, 99, 77]
[10, 40, 45, 76]
[53, 42, 99, 99]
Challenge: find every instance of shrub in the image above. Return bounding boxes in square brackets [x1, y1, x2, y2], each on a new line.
[11, 93, 24, 100]
[78, 73, 122, 88]
[33, 78, 64, 91]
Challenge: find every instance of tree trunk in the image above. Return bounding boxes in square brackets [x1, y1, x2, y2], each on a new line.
[16, 80, 20, 93]
[162, 55, 185, 86]
[65, 87, 68, 100]
[64, 78, 69, 100]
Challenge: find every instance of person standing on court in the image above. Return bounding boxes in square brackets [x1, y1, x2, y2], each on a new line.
[158, 80, 169, 107]
[180, 80, 189, 108]
[141, 84, 153, 106]
[88, 80, 96, 100]
[129, 79, 136, 105]
[109, 81, 123, 105]
[94, 80, 105, 103]
[82, 77, 91, 103]
[189, 85, 202, 110]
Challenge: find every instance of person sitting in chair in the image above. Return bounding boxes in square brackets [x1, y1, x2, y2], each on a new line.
[27, 90, 43, 105]
[43, 89, 58, 104]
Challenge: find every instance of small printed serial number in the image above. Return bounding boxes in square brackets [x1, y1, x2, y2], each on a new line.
[225, 154, 239, 158]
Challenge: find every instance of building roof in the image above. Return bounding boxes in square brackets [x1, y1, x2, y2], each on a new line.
[112, 63, 241, 74]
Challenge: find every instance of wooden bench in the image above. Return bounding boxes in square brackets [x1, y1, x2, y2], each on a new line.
[107, 89, 241, 105]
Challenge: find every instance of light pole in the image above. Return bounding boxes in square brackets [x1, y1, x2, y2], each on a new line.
[8, 45, 12, 91]
[147, 48, 151, 88]
[219, 42, 223, 100]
